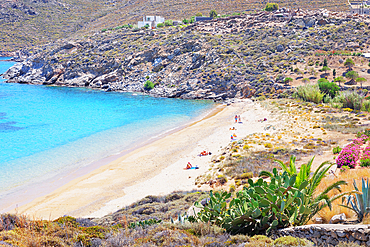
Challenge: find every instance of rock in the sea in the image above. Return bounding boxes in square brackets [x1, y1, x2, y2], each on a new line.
[329, 213, 346, 224]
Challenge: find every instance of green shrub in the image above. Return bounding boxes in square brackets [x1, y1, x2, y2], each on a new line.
[209, 10, 218, 18]
[283, 77, 293, 84]
[362, 100, 370, 112]
[332, 91, 364, 110]
[274, 236, 312, 246]
[332, 146, 342, 154]
[144, 80, 154, 90]
[182, 19, 189, 24]
[360, 159, 370, 167]
[318, 80, 340, 98]
[237, 172, 253, 179]
[264, 3, 279, 11]
[164, 20, 173, 26]
[157, 23, 164, 28]
[294, 84, 324, 103]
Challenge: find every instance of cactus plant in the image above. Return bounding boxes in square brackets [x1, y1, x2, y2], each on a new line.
[195, 156, 348, 235]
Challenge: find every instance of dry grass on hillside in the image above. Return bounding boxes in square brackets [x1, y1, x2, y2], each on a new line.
[314, 169, 370, 223]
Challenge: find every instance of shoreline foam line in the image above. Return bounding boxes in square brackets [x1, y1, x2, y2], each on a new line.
[11, 99, 270, 220]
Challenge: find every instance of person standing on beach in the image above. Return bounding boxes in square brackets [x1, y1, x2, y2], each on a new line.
[235, 115, 238, 123]
[238, 115, 241, 123]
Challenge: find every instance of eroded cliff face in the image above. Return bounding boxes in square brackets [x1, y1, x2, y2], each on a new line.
[4, 9, 370, 99]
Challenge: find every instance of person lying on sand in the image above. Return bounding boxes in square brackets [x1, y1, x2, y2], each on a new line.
[199, 151, 212, 156]
[186, 162, 192, 169]
[184, 162, 199, 170]
[258, 118, 267, 122]
[229, 127, 236, 130]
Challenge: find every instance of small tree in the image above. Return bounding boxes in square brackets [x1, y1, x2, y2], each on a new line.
[209, 10, 218, 18]
[334, 76, 345, 87]
[323, 58, 328, 67]
[283, 77, 293, 85]
[321, 66, 331, 77]
[356, 77, 367, 88]
[345, 70, 359, 85]
[182, 19, 189, 24]
[318, 79, 340, 98]
[264, 3, 279, 11]
[344, 58, 355, 71]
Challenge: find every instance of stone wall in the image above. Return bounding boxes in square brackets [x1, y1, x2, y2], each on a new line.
[274, 224, 370, 246]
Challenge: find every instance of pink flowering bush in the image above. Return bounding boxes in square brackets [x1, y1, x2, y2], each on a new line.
[353, 135, 368, 145]
[360, 146, 370, 167]
[336, 143, 361, 169]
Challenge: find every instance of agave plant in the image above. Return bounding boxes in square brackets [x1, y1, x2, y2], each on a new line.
[341, 178, 370, 222]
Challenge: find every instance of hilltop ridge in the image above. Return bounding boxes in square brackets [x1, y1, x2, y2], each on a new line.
[0, 0, 349, 53]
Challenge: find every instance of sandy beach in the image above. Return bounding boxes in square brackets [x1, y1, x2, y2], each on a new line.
[11, 99, 272, 220]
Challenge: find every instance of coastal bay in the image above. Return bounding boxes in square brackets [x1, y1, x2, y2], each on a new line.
[10, 99, 272, 219]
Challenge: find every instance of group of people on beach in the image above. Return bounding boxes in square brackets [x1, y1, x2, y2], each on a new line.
[184, 150, 211, 170]
[184, 114, 244, 170]
[231, 114, 243, 140]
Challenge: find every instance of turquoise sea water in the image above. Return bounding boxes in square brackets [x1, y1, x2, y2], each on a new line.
[0, 58, 214, 193]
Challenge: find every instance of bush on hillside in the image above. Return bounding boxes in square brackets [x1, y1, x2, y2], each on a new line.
[144, 80, 154, 90]
[332, 91, 364, 110]
[283, 77, 293, 85]
[156, 23, 164, 28]
[164, 20, 173, 26]
[362, 100, 370, 112]
[318, 80, 340, 98]
[294, 84, 324, 103]
[265, 3, 279, 11]
[209, 10, 218, 18]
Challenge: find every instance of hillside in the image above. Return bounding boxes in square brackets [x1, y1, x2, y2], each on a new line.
[83, 0, 349, 32]
[0, 0, 350, 53]
[3, 9, 369, 101]
[0, 0, 113, 54]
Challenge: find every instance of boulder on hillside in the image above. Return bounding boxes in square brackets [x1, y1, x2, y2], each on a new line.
[277, 44, 284, 52]
[329, 213, 346, 224]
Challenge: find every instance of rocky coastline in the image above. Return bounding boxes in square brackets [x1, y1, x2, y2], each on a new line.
[3, 8, 370, 100]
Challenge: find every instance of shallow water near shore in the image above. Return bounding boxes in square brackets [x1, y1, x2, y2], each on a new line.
[0, 59, 214, 200]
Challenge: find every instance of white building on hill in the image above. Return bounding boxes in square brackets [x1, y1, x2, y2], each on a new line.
[138, 16, 165, 29]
